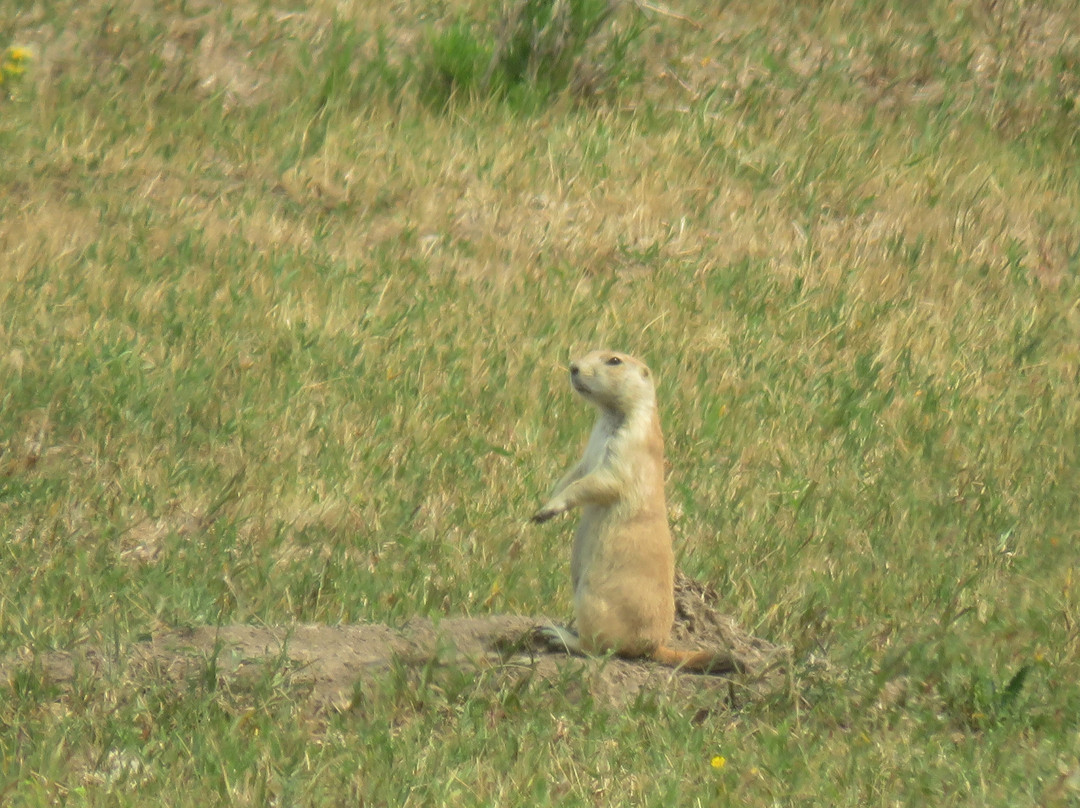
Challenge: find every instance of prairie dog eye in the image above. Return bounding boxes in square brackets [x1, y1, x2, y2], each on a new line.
[605, 356, 622, 366]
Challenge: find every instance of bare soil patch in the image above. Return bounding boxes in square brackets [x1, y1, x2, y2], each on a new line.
[5, 573, 787, 711]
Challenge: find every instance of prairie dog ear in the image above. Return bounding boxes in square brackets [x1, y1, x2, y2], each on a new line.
[640, 365, 651, 379]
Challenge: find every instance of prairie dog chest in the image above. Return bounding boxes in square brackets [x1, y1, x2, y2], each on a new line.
[581, 413, 622, 475]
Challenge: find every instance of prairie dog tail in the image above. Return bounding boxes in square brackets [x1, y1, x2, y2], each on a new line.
[652, 645, 746, 675]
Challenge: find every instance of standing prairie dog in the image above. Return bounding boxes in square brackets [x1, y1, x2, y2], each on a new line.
[531, 350, 742, 674]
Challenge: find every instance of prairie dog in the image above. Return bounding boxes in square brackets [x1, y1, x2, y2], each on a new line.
[531, 350, 741, 674]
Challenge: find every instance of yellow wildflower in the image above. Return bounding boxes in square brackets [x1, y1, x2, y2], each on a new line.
[2, 46, 30, 79]
[711, 755, 726, 770]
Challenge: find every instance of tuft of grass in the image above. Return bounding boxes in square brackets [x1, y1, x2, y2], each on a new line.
[419, 0, 643, 109]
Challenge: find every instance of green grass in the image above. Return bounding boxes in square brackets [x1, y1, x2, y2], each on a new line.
[3, 0, 1080, 804]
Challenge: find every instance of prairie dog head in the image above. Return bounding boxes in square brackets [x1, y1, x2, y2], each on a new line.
[568, 350, 656, 415]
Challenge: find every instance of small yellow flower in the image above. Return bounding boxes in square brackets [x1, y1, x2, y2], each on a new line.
[2, 46, 30, 81]
[711, 755, 726, 770]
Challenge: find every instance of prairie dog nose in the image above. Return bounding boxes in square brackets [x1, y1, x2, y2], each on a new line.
[569, 362, 580, 376]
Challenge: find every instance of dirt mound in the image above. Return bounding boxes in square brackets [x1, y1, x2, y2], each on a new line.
[4, 573, 788, 710]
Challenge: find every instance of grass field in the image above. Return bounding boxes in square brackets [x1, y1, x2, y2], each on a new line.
[2, 0, 1080, 804]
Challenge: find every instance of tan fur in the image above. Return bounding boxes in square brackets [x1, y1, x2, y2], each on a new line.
[532, 350, 741, 675]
